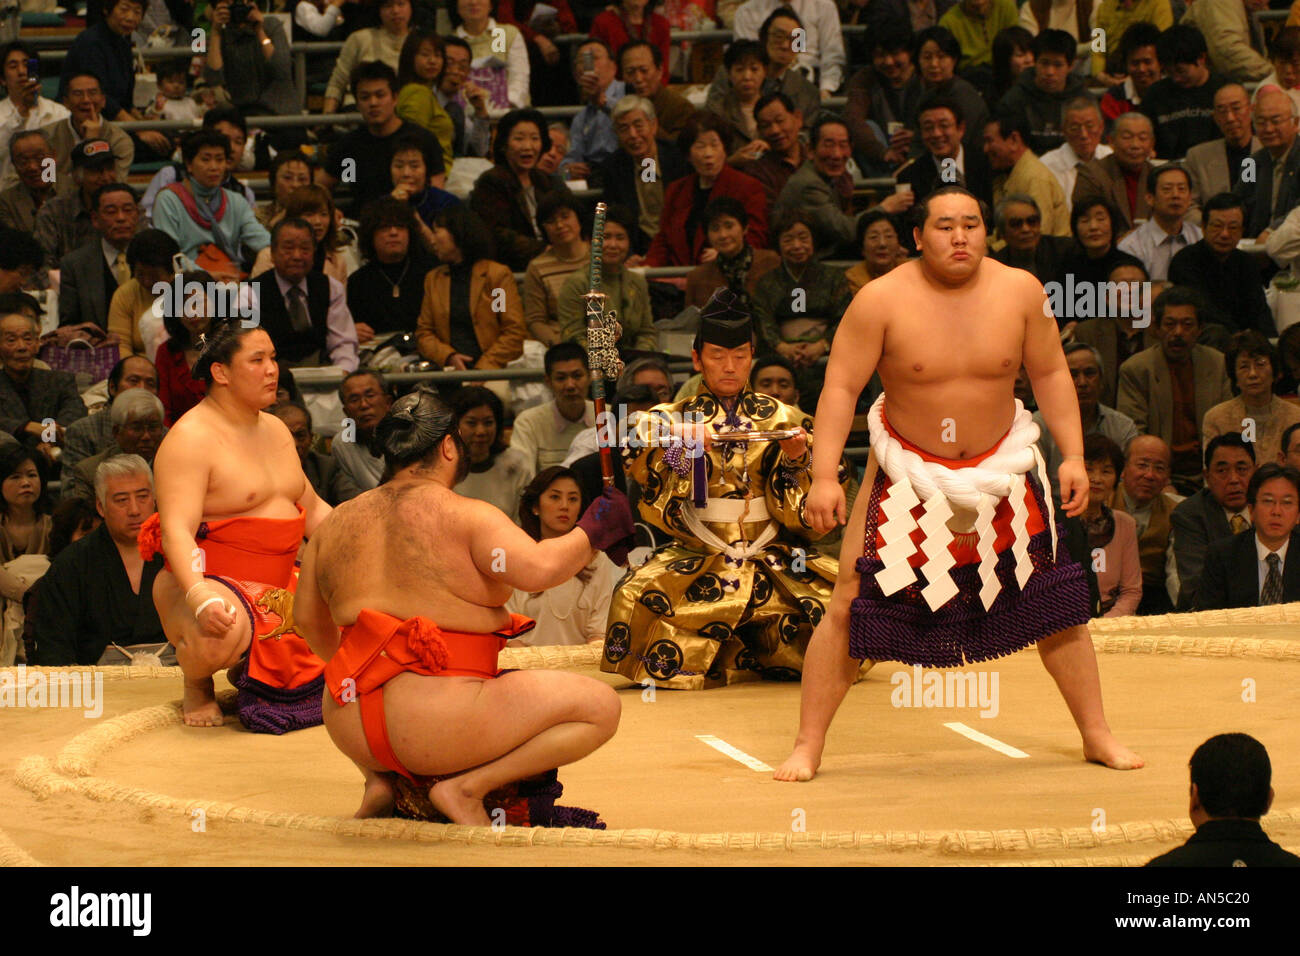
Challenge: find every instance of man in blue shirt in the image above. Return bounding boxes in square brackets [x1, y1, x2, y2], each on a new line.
[560, 39, 625, 181]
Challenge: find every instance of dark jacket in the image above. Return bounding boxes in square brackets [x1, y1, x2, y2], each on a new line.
[991, 234, 1073, 286]
[922, 75, 989, 158]
[1146, 819, 1300, 867]
[0, 367, 87, 442]
[1167, 240, 1274, 335]
[1236, 141, 1300, 237]
[250, 272, 332, 366]
[59, 21, 133, 120]
[468, 166, 573, 271]
[58, 239, 120, 331]
[1138, 74, 1228, 161]
[1196, 530, 1300, 610]
[1171, 487, 1239, 610]
[844, 65, 924, 164]
[595, 142, 690, 255]
[897, 146, 994, 207]
[996, 67, 1091, 156]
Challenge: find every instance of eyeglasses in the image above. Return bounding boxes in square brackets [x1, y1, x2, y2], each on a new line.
[1007, 216, 1040, 228]
[1255, 114, 1294, 129]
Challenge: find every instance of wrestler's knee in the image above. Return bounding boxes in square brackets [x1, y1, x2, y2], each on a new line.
[583, 680, 622, 740]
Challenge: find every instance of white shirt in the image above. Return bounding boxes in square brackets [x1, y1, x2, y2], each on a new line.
[0, 96, 69, 186]
[295, 0, 344, 36]
[1041, 141, 1113, 210]
[732, 0, 846, 93]
[1257, 535, 1290, 599]
[1116, 217, 1203, 281]
[506, 553, 618, 646]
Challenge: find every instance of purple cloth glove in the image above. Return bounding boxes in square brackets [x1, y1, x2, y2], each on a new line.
[577, 486, 635, 564]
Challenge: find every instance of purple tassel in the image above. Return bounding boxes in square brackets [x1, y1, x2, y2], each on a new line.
[227, 660, 324, 735]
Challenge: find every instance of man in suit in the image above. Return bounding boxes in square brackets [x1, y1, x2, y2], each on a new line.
[57, 182, 139, 331]
[1197, 463, 1300, 609]
[990, 194, 1072, 282]
[1117, 287, 1234, 492]
[0, 310, 87, 462]
[1237, 88, 1300, 241]
[595, 95, 689, 256]
[34, 138, 121, 273]
[1171, 433, 1257, 609]
[63, 388, 165, 502]
[249, 218, 359, 371]
[1073, 111, 1156, 235]
[896, 94, 993, 206]
[1168, 192, 1274, 334]
[1146, 733, 1300, 867]
[1073, 259, 1157, 406]
[1184, 83, 1259, 211]
[1109, 435, 1184, 614]
[0, 130, 55, 233]
[34, 73, 133, 194]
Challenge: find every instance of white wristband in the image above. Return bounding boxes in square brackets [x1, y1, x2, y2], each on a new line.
[193, 597, 231, 620]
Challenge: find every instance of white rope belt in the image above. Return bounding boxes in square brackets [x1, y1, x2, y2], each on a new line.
[683, 501, 779, 563]
[868, 395, 1056, 612]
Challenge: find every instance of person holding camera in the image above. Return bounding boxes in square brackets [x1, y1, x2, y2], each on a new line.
[0, 42, 70, 189]
[205, 0, 299, 120]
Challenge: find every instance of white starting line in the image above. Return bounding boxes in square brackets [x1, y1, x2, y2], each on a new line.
[695, 734, 773, 772]
[944, 722, 1029, 758]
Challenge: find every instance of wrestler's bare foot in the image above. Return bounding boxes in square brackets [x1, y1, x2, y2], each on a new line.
[181, 677, 223, 727]
[1083, 733, 1145, 770]
[355, 772, 396, 818]
[429, 778, 492, 826]
[773, 744, 821, 782]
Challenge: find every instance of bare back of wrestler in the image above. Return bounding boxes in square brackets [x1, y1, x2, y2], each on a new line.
[774, 188, 1143, 781]
[152, 327, 331, 726]
[293, 394, 626, 824]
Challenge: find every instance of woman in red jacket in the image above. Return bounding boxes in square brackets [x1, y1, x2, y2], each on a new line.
[590, 0, 673, 84]
[639, 111, 768, 267]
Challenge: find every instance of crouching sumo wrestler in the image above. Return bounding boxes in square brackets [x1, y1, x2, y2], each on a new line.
[294, 387, 634, 825]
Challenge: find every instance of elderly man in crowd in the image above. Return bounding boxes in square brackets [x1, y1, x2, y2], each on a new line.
[37, 73, 133, 192]
[0, 130, 55, 233]
[561, 39, 625, 181]
[56, 182, 141, 332]
[1185, 83, 1260, 208]
[1109, 435, 1185, 614]
[618, 41, 693, 139]
[33, 139, 122, 273]
[983, 112, 1070, 237]
[64, 389, 165, 502]
[1238, 88, 1300, 241]
[62, 355, 158, 473]
[0, 310, 86, 461]
[332, 370, 395, 495]
[1117, 165, 1202, 281]
[1172, 433, 1258, 609]
[1041, 97, 1112, 212]
[1074, 111, 1157, 234]
[991, 194, 1072, 281]
[1168, 192, 1274, 334]
[739, 92, 811, 205]
[273, 402, 359, 506]
[595, 95, 688, 256]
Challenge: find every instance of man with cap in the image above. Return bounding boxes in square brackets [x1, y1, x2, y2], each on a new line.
[33, 138, 123, 272]
[601, 289, 854, 689]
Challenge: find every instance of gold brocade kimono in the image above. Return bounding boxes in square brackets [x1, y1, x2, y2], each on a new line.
[601, 385, 852, 689]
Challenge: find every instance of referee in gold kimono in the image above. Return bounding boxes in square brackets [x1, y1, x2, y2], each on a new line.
[602, 290, 855, 689]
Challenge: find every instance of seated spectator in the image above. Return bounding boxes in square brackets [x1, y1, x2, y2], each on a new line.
[750, 352, 801, 408]
[0, 41, 70, 188]
[616, 355, 675, 405]
[1040, 96, 1112, 211]
[1185, 85, 1259, 211]
[753, 208, 851, 412]
[991, 194, 1071, 283]
[388, 134, 462, 249]
[915, 26, 991, 158]
[469, 108, 573, 271]
[708, 40, 769, 148]
[685, 197, 781, 308]
[256, 151, 313, 229]
[0, 311, 87, 460]
[1072, 258, 1153, 405]
[1060, 198, 1142, 288]
[845, 209, 907, 294]
[596, 95, 689, 256]
[204, 0, 297, 124]
[1257, 25, 1300, 108]
[451, 0, 531, 110]
[591, 0, 673, 79]
[0, 444, 52, 650]
[57, 182, 141, 333]
[1109, 434, 1182, 614]
[619, 40, 694, 138]
[1116, 164, 1202, 281]
[62, 355, 158, 474]
[252, 185, 351, 284]
[506, 465, 617, 645]
[496, 0, 580, 109]
[994, 28, 1084, 156]
[451, 384, 534, 521]
[1073, 111, 1156, 233]
[644, 111, 768, 266]
[437, 36, 493, 160]
[524, 194, 591, 346]
[332, 371, 395, 494]
[272, 401, 358, 506]
[1137, 24, 1227, 162]
[1204, 331, 1300, 467]
[897, 94, 994, 207]
[106, 230, 180, 360]
[1169, 194, 1272, 335]
[1119, 287, 1234, 493]
[709, 7, 821, 124]
[140, 107, 256, 221]
[737, 92, 807, 206]
[1284, 421, 1300, 468]
[1172, 433, 1257, 609]
[1197, 463, 1300, 609]
[31, 453, 166, 665]
[34, 139, 121, 272]
[154, 270, 215, 424]
[1081, 433, 1142, 617]
[0, 130, 55, 233]
[562, 38, 625, 179]
[539, 123, 570, 178]
[843, 23, 922, 171]
[249, 219, 359, 371]
[152, 130, 270, 279]
[322, 0, 413, 114]
[64, 389, 165, 501]
[1034, 342, 1139, 498]
[417, 206, 526, 370]
[1101, 22, 1161, 120]
[941, 0, 1019, 73]
[776, 114, 908, 261]
[39, 74, 134, 193]
[1238, 89, 1300, 241]
[511, 341, 595, 472]
[396, 30, 456, 172]
[987, 25, 1036, 106]
[733, 0, 845, 97]
[347, 198, 435, 344]
[557, 204, 655, 351]
[984, 112, 1070, 237]
[0, 228, 43, 294]
[1090, 0, 1171, 77]
[57, 1, 171, 162]
[47, 496, 101, 560]
[1182, 0, 1272, 84]
[320, 61, 446, 220]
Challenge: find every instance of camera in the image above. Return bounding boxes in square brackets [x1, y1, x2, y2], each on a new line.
[26, 56, 39, 81]
[229, 2, 254, 24]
